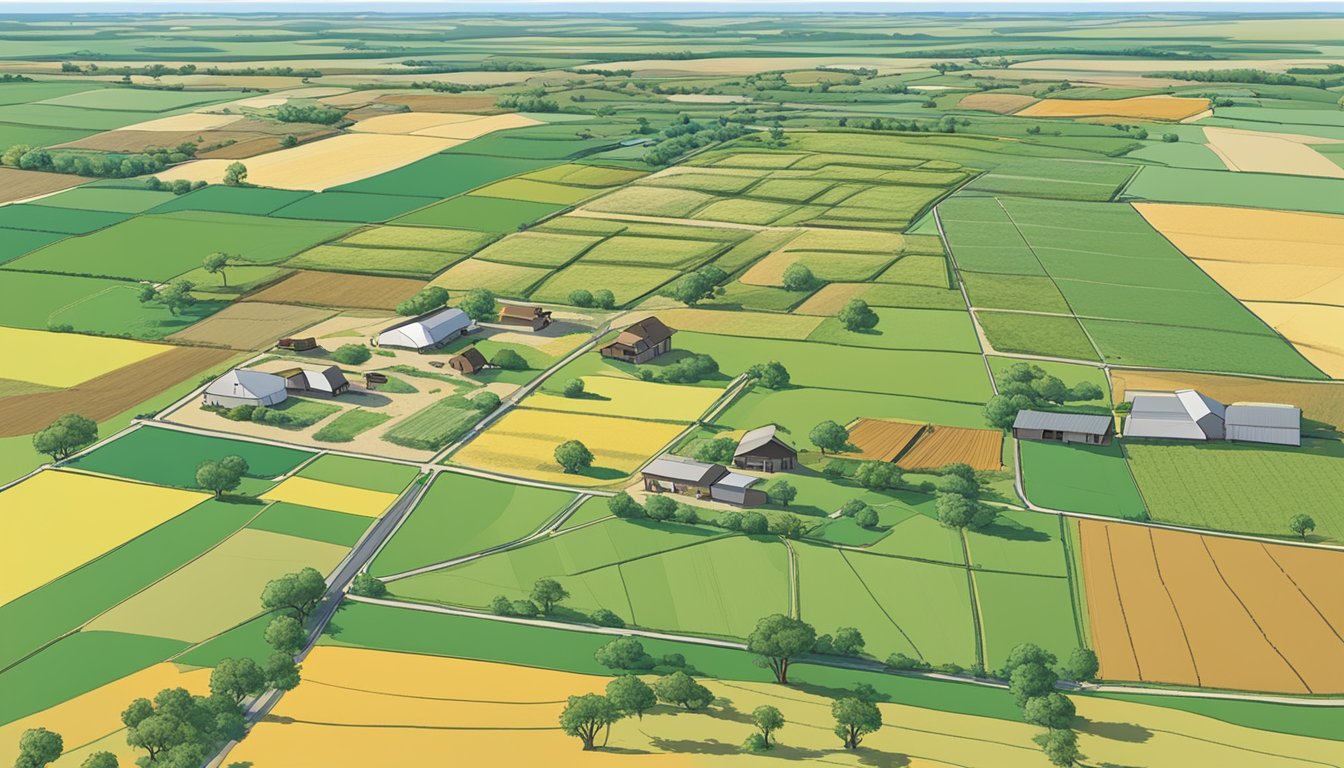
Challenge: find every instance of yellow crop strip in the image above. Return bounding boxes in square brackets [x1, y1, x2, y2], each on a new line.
[262, 476, 397, 518]
[0, 327, 167, 387]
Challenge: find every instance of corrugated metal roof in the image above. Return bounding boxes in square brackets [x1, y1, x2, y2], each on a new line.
[713, 472, 760, 490]
[206, 369, 287, 400]
[643, 454, 721, 484]
[1226, 403, 1300, 429]
[1012, 409, 1112, 434]
[1177, 389, 1225, 421]
[735, 424, 781, 456]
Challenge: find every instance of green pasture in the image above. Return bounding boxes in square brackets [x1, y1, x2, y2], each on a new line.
[1019, 439, 1146, 520]
[271, 191, 438, 223]
[394, 195, 563, 232]
[976, 311, 1100, 361]
[297, 454, 418, 494]
[336, 153, 550, 198]
[0, 270, 225, 339]
[1122, 166, 1344, 215]
[37, 187, 177, 213]
[807, 307, 980, 353]
[287, 244, 466, 279]
[529, 262, 679, 305]
[0, 204, 129, 235]
[246, 502, 373, 547]
[70, 425, 311, 489]
[150, 185, 312, 216]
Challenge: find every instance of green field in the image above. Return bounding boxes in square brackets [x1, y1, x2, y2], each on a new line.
[297, 454, 418, 493]
[287, 244, 466, 279]
[38, 187, 177, 213]
[70, 425, 312, 489]
[151, 185, 312, 216]
[393, 195, 564, 232]
[0, 204, 129, 235]
[529, 262, 680, 305]
[271, 191, 438, 223]
[0, 270, 226, 338]
[246, 502, 373, 547]
[1122, 166, 1344, 214]
[976, 310, 1100, 361]
[1019, 439, 1147, 520]
[311, 409, 392, 443]
[381, 396, 487, 451]
[806, 307, 980, 352]
[336, 154, 551, 198]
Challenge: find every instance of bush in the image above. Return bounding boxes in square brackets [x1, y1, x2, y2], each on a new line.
[781, 263, 816, 291]
[658, 353, 718, 384]
[694, 436, 737, 464]
[589, 608, 626, 628]
[472, 390, 501, 412]
[608, 492, 645, 519]
[645, 494, 677, 521]
[396, 286, 449, 316]
[742, 732, 769, 752]
[349, 573, 387, 598]
[563, 378, 585, 398]
[838, 299, 879, 332]
[568, 289, 594, 307]
[886, 653, 932, 671]
[332, 344, 371, 365]
[491, 348, 528, 370]
[592, 288, 616, 309]
[673, 504, 699, 524]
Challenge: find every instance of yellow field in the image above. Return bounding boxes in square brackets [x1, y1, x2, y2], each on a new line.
[522, 376, 721, 422]
[223, 647, 1344, 768]
[1244, 302, 1344, 378]
[348, 111, 490, 134]
[0, 663, 210, 768]
[1203, 127, 1344, 179]
[154, 133, 461, 191]
[652, 307, 823, 339]
[117, 112, 243, 132]
[1134, 203, 1344, 306]
[794, 283, 870, 315]
[451, 409, 685, 486]
[1017, 95, 1210, 121]
[738, 248, 800, 287]
[0, 327, 168, 387]
[0, 470, 207, 607]
[262, 476, 397, 517]
[409, 112, 540, 139]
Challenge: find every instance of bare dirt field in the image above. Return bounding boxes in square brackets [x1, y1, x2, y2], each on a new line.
[0, 346, 234, 436]
[1080, 520, 1344, 693]
[898, 424, 1004, 471]
[1111, 368, 1344, 431]
[956, 92, 1039, 114]
[0, 167, 89, 204]
[167, 302, 333, 350]
[1018, 95, 1210, 121]
[244, 270, 426, 311]
[844, 418, 925, 462]
[1203, 127, 1344, 178]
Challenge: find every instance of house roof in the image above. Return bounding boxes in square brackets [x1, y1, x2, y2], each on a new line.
[611, 316, 675, 351]
[1131, 390, 1225, 424]
[205, 369, 286, 400]
[499, 304, 544, 320]
[735, 424, 792, 456]
[453, 347, 488, 367]
[643, 454, 725, 485]
[713, 472, 761, 490]
[1012, 409, 1112, 435]
[379, 306, 470, 348]
[1226, 403, 1300, 429]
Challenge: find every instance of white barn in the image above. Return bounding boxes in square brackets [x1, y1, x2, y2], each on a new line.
[203, 369, 288, 409]
[376, 307, 471, 352]
[1226, 403, 1301, 446]
[1124, 389, 1225, 441]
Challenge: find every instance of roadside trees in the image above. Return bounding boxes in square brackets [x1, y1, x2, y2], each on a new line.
[32, 413, 97, 461]
[831, 697, 882, 749]
[809, 420, 851, 454]
[261, 567, 327, 622]
[747, 614, 816, 684]
[1289, 513, 1316, 539]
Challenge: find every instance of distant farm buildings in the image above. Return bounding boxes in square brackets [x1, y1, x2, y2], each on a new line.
[601, 316, 675, 364]
[733, 425, 797, 472]
[276, 336, 317, 352]
[497, 303, 553, 332]
[278, 365, 350, 397]
[642, 454, 766, 507]
[1012, 410, 1114, 445]
[376, 307, 473, 352]
[1124, 389, 1300, 446]
[448, 346, 489, 374]
[203, 369, 288, 409]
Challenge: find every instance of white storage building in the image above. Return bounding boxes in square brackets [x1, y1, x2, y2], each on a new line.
[1124, 389, 1225, 441]
[1226, 403, 1301, 446]
[376, 307, 471, 352]
[203, 369, 288, 409]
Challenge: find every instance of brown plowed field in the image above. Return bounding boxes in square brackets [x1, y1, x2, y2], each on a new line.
[166, 302, 333, 350]
[1110, 368, 1344, 431]
[61, 122, 337, 158]
[0, 167, 88, 204]
[376, 93, 500, 113]
[1079, 519, 1344, 693]
[844, 418, 925, 462]
[897, 424, 1003, 471]
[0, 346, 233, 436]
[244, 270, 426, 311]
[956, 93, 1039, 114]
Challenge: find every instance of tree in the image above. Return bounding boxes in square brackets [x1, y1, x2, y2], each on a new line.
[592, 289, 616, 309]
[15, 727, 63, 768]
[264, 651, 301, 692]
[395, 286, 449, 316]
[672, 270, 714, 305]
[1035, 728, 1082, 767]
[984, 393, 1033, 429]
[264, 615, 306, 656]
[157, 279, 197, 316]
[1068, 381, 1104, 401]
[768, 513, 807, 539]
[654, 670, 713, 710]
[747, 614, 816, 684]
[1060, 648, 1099, 683]
[594, 637, 653, 671]
[694, 436, 737, 464]
[261, 567, 327, 622]
[657, 353, 718, 384]
[644, 494, 677, 521]
[531, 578, 569, 614]
[223, 161, 248, 186]
[739, 511, 769, 535]
[855, 507, 880, 529]
[123, 688, 244, 767]
[781, 263, 815, 291]
[832, 626, 865, 657]
[349, 572, 387, 598]
[1010, 661, 1060, 708]
[491, 348, 528, 370]
[80, 752, 118, 768]
[559, 694, 621, 750]
[831, 697, 882, 749]
[195, 456, 247, 498]
[745, 361, 790, 389]
[554, 440, 594, 474]
[210, 657, 266, 704]
[203, 252, 230, 287]
[607, 491, 644, 519]
[837, 299, 879, 332]
[852, 461, 901, 491]
[280, 133, 298, 148]
[1023, 692, 1076, 729]
[809, 420, 851, 454]
[936, 492, 995, 531]
[568, 289, 594, 307]
[331, 343, 371, 365]
[1289, 513, 1316, 539]
[32, 413, 98, 461]
[563, 378, 585, 398]
[767, 479, 797, 507]
[753, 705, 785, 747]
[460, 287, 497, 321]
[590, 608, 625, 627]
[606, 675, 656, 720]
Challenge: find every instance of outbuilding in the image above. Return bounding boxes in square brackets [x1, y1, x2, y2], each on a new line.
[278, 366, 349, 396]
[1125, 389, 1225, 441]
[498, 303, 552, 331]
[1012, 409, 1113, 445]
[376, 307, 472, 352]
[641, 453, 764, 507]
[733, 424, 797, 472]
[449, 347, 489, 374]
[203, 369, 288, 409]
[1226, 403, 1301, 446]
[600, 316, 676, 364]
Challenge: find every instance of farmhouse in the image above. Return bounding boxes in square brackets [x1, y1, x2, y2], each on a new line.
[375, 307, 472, 352]
[203, 369, 288, 409]
[1226, 403, 1302, 446]
[278, 366, 350, 396]
[1012, 409, 1113, 445]
[1125, 389, 1225, 441]
[600, 316, 675, 364]
[733, 424, 797, 472]
[642, 454, 765, 507]
[448, 347, 489, 374]
[497, 303, 552, 331]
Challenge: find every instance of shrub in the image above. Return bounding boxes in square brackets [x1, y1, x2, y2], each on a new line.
[592, 288, 616, 309]
[590, 608, 626, 628]
[657, 353, 718, 384]
[645, 494, 677, 521]
[563, 378, 585, 398]
[332, 344, 371, 365]
[491, 348, 528, 370]
[886, 653, 932, 671]
[568, 289, 594, 307]
[781, 263, 816, 291]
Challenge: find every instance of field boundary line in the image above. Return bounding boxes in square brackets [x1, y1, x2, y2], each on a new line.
[933, 203, 998, 398]
[1260, 544, 1344, 647]
[961, 531, 987, 670]
[1100, 524, 1144, 681]
[1147, 528, 1204, 688]
[837, 548, 923, 660]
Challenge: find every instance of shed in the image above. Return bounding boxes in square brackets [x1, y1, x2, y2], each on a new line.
[600, 316, 675, 364]
[376, 307, 471, 352]
[710, 472, 767, 507]
[203, 369, 288, 409]
[733, 424, 797, 472]
[498, 303, 552, 331]
[449, 346, 489, 374]
[1012, 409, 1113, 445]
[1125, 389, 1224, 441]
[277, 337, 317, 351]
[642, 454, 764, 507]
[278, 366, 349, 396]
[1226, 403, 1301, 446]
[364, 372, 388, 390]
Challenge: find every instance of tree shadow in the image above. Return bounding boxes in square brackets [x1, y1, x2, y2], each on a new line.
[976, 520, 1051, 542]
[646, 736, 740, 756]
[563, 392, 613, 402]
[1076, 718, 1153, 744]
[339, 390, 393, 408]
[856, 750, 913, 767]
